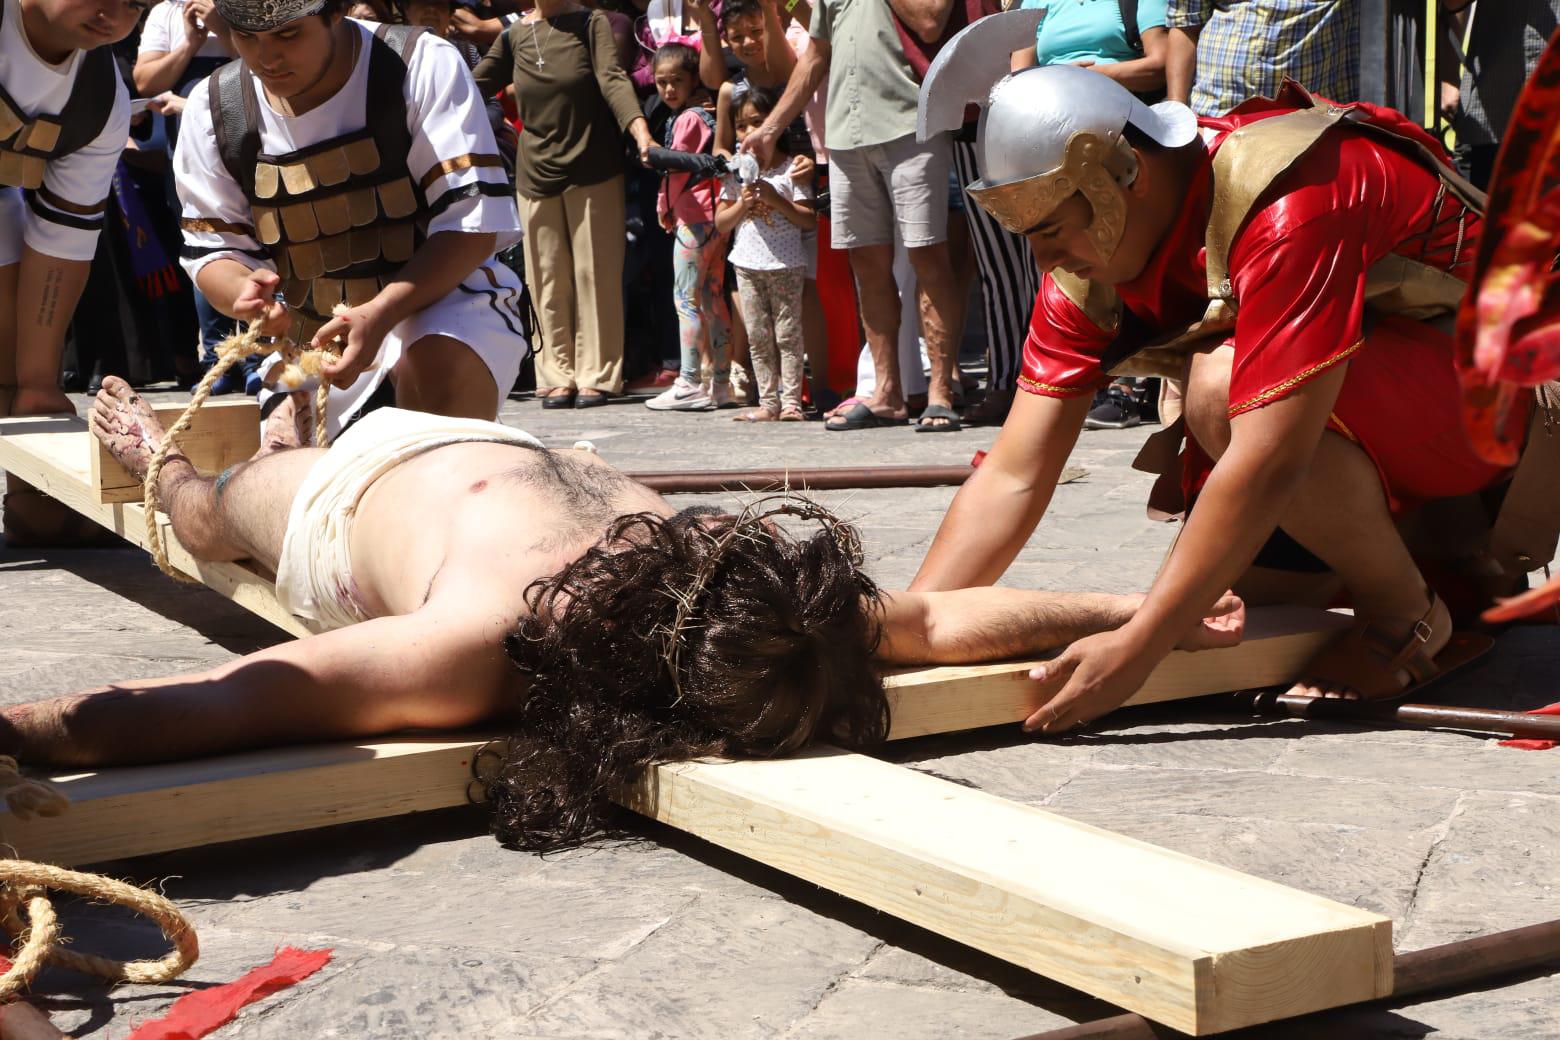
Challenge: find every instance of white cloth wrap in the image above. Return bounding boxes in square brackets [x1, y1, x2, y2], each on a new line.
[276, 407, 543, 630]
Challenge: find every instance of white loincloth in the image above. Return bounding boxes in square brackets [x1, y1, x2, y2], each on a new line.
[275, 406, 542, 630]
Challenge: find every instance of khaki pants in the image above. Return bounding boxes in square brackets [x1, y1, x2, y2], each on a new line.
[516, 176, 626, 394]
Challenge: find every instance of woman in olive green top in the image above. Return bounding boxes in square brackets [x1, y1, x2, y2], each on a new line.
[475, 1, 654, 407]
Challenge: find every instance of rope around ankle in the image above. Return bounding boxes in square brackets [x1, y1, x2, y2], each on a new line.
[0, 759, 199, 1000]
[141, 322, 339, 582]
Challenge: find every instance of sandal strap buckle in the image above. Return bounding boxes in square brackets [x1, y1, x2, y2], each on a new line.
[1412, 619, 1434, 643]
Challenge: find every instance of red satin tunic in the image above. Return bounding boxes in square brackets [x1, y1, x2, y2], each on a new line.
[1019, 98, 1520, 510]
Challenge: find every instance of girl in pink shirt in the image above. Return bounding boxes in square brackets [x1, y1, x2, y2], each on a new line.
[645, 44, 736, 411]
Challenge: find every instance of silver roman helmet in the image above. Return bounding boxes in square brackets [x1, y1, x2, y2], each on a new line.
[917, 11, 1199, 261]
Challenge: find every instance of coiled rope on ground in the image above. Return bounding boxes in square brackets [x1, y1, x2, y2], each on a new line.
[0, 758, 198, 1002]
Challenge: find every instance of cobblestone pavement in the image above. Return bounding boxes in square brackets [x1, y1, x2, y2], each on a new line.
[2, 390, 1558, 1039]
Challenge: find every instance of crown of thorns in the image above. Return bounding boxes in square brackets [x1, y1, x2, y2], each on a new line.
[660, 495, 863, 706]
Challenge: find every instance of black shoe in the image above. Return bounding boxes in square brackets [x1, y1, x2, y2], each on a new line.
[1084, 386, 1142, 430]
[575, 390, 614, 408]
[540, 389, 576, 409]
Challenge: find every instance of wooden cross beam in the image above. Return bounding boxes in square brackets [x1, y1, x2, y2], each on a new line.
[0, 413, 1385, 1035]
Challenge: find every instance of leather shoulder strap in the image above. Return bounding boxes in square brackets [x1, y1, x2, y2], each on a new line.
[209, 59, 262, 197]
[1334, 106, 1487, 214]
[374, 21, 428, 61]
[49, 47, 118, 157]
[366, 24, 426, 178]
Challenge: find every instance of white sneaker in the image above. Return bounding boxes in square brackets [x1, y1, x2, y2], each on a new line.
[708, 379, 737, 409]
[646, 377, 713, 411]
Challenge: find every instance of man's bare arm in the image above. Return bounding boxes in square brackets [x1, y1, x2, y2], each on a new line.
[1, 607, 514, 768]
[877, 588, 1135, 664]
[910, 389, 1092, 591]
[746, 35, 829, 165]
[876, 587, 1243, 665]
[1165, 25, 1197, 105]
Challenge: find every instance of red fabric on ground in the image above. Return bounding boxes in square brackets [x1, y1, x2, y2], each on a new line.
[125, 947, 332, 1040]
[1499, 701, 1560, 750]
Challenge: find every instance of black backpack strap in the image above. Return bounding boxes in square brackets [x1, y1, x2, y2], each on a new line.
[208, 59, 262, 197]
[45, 47, 118, 157]
[1118, 0, 1143, 54]
[366, 24, 425, 179]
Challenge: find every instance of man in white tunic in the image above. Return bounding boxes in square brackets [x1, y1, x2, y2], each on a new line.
[2, 0, 135, 543]
[0, 0, 135, 420]
[176, 0, 528, 435]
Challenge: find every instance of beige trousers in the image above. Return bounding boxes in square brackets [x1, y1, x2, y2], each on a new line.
[516, 175, 626, 394]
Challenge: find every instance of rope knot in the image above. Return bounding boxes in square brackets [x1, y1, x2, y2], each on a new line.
[0, 758, 66, 822]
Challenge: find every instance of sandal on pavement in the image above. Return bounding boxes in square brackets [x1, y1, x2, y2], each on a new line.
[778, 405, 805, 422]
[1296, 595, 1464, 700]
[914, 403, 962, 433]
[733, 407, 779, 422]
[823, 395, 862, 420]
[825, 402, 903, 431]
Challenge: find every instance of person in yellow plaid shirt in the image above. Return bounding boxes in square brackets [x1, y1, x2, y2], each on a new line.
[1165, 0, 1358, 116]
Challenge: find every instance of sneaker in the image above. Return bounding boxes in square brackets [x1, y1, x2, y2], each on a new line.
[708, 378, 737, 409]
[646, 376, 713, 411]
[1084, 386, 1142, 429]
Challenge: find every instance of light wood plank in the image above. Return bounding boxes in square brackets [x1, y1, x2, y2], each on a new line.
[89, 399, 261, 504]
[0, 603, 1343, 867]
[882, 606, 1351, 739]
[3, 743, 1392, 1034]
[0, 415, 315, 638]
[626, 749, 1393, 1034]
[1, 737, 487, 868]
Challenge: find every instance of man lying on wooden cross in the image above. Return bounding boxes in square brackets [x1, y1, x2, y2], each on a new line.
[0, 379, 1244, 850]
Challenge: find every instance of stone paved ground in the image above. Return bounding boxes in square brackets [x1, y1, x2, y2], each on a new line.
[3, 390, 1559, 1039]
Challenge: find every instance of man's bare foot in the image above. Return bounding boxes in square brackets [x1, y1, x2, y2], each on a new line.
[11, 386, 75, 417]
[1287, 593, 1453, 700]
[255, 391, 313, 458]
[87, 376, 166, 483]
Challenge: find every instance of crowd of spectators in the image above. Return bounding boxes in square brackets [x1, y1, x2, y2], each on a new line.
[48, 0, 1544, 434]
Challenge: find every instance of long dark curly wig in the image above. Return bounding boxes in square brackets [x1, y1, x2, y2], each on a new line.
[477, 500, 889, 852]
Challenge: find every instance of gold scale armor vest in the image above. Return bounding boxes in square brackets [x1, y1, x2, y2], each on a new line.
[207, 23, 428, 347]
[0, 0, 118, 192]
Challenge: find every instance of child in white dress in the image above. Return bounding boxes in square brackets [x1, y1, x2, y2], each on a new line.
[716, 86, 815, 422]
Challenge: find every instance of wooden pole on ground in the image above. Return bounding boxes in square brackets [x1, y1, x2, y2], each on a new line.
[1226, 691, 1560, 742]
[627, 465, 977, 493]
[1009, 918, 1560, 1040]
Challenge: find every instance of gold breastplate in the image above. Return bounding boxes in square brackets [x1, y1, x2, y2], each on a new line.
[0, 93, 60, 190]
[248, 132, 423, 346]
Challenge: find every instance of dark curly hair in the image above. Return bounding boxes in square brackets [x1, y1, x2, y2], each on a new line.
[477, 502, 888, 852]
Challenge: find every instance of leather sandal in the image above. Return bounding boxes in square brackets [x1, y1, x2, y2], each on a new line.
[1298, 595, 1449, 700]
